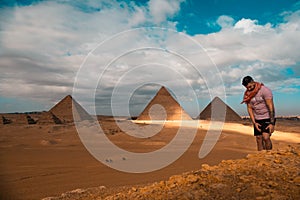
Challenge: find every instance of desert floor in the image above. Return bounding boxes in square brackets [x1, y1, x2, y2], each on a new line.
[0, 119, 299, 200]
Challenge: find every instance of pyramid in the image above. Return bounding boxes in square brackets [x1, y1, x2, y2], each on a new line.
[1, 115, 12, 125]
[1, 113, 55, 125]
[26, 115, 37, 124]
[34, 111, 62, 124]
[49, 95, 92, 123]
[198, 97, 241, 122]
[137, 86, 192, 120]
[1, 114, 28, 125]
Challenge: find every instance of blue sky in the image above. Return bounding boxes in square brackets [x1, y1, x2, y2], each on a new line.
[0, 0, 300, 117]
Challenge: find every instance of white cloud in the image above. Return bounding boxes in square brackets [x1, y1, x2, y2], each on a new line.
[148, 0, 184, 24]
[196, 13, 300, 68]
[217, 15, 235, 29]
[128, 5, 147, 27]
[234, 18, 264, 33]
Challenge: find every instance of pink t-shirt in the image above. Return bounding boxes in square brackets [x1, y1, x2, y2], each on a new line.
[249, 85, 273, 120]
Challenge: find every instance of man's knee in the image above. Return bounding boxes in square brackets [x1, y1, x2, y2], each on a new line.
[256, 135, 263, 141]
[262, 133, 270, 141]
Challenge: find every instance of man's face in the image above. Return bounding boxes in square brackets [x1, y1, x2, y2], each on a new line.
[246, 81, 256, 91]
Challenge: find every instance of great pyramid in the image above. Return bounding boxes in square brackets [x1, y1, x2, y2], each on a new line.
[198, 97, 241, 122]
[49, 95, 92, 123]
[137, 86, 192, 120]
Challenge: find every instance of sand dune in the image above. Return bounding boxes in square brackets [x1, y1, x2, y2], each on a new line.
[0, 119, 299, 199]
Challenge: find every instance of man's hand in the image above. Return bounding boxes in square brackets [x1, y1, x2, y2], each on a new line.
[254, 122, 261, 132]
[267, 124, 275, 135]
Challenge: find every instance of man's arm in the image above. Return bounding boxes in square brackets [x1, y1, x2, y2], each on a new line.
[265, 98, 275, 133]
[247, 103, 261, 132]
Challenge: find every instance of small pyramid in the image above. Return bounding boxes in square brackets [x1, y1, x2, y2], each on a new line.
[137, 86, 192, 120]
[26, 115, 37, 124]
[1, 113, 28, 125]
[35, 111, 62, 124]
[49, 95, 92, 123]
[198, 97, 241, 122]
[1, 115, 12, 125]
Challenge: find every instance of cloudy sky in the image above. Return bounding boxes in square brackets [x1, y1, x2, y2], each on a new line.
[0, 0, 300, 117]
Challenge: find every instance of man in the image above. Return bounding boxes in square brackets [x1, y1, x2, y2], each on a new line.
[241, 76, 275, 151]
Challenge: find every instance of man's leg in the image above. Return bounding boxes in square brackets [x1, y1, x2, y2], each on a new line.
[262, 139, 266, 150]
[256, 135, 264, 151]
[262, 132, 272, 150]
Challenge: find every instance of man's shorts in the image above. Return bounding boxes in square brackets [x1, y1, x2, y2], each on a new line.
[254, 118, 273, 136]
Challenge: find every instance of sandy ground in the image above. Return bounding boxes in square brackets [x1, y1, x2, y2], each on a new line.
[0, 119, 299, 200]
